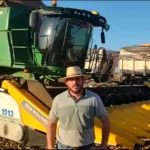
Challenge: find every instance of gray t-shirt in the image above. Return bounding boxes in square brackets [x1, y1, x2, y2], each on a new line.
[48, 89, 107, 147]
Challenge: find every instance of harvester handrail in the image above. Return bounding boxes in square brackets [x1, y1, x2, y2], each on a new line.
[10, 28, 32, 48]
[8, 28, 34, 65]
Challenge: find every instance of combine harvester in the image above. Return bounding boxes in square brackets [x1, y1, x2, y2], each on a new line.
[0, 0, 150, 149]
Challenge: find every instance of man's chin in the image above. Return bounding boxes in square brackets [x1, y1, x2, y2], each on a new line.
[72, 90, 80, 94]
[70, 88, 81, 94]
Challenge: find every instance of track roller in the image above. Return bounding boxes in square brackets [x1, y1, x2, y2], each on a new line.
[104, 94, 122, 106]
[117, 93, 130, 104]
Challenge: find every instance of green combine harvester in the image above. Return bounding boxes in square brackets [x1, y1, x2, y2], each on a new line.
[0, 0, 150, 149]
[0, 0, 109, 84]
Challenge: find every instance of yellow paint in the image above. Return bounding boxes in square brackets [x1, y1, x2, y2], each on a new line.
[129, 104, 150, 118]
[95, 110, 146, 145]
[107, 102, 150, 124]
[107, 107, 150, 131]
[94, 117, 135, 148]
[113, 105, 150, 124]
[144, 81, 150, 88]
[2, 80, 49, 133]
[109, 114, 150, 138]
[142, 104, 150, 110]
[91, 11, 100, 16]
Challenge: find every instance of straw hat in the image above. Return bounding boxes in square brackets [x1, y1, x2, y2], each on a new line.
[58, 66, 92, 83]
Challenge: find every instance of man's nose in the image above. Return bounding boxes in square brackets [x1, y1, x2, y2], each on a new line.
[72, 79, 78, 84]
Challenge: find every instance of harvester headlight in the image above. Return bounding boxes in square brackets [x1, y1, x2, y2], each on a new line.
[24, 69, 29, 73]
[83, 13, 86, 16]
[91, 11, 100, 16]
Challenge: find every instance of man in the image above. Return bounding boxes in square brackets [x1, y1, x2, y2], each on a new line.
[46, 66, 110, 149]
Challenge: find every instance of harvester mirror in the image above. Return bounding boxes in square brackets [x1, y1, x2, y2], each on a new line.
[101, 29, 105, 44]
[29, 11, 38, 28]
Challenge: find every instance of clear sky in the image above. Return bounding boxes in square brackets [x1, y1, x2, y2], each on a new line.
[42, 1, 150, 51]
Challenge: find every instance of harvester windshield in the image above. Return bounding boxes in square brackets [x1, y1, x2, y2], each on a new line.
[36, 15, 92, 67]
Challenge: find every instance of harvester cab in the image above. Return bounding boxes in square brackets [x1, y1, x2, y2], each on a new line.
[27, 1, 109, 83]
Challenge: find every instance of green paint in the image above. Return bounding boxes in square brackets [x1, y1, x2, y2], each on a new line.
[12, 72, 36, 80]
[0, 7, 11, 67]
[0, 3, 109, 83]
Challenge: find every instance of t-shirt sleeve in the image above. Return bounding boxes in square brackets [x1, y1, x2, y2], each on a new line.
[95, 95, 107, 118]
[48, 97, 59, 122]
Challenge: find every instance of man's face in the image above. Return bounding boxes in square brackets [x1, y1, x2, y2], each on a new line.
[65, 76, 84, 94]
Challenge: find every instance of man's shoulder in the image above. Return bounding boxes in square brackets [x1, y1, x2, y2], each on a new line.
[86, 89, 105, 108]
[53, 90, 68, 102]
[86, 89, 101, 99]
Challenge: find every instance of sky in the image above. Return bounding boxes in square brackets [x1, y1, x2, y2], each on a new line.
[42, 1, 150, 51]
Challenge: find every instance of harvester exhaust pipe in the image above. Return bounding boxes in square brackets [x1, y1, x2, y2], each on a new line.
[52, 0, 57, 6]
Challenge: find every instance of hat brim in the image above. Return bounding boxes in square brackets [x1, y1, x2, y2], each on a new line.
[58, 74, 92, 83]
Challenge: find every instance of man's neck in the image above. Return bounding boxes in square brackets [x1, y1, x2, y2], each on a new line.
[69, 88, 83, 100]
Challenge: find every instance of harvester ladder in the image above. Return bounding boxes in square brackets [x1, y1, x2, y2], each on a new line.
[9, 28, 33, 66]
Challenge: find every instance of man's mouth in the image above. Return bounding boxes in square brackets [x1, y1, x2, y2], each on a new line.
[73, 85, 79, 89]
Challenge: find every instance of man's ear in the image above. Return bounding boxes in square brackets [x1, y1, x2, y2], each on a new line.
[65, 80, 68, 86]
[82, 77, 85, 82]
